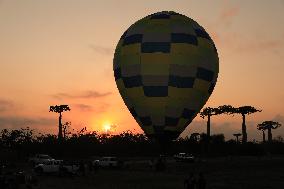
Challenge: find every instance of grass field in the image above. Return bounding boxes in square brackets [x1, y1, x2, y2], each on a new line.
[28, 156, 284, 189]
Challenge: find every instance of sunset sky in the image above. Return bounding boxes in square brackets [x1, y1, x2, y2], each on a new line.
[0, 0, 283, 141]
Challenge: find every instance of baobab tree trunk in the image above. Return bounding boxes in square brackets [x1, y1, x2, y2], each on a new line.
[236, 136, 239, 143]
[204, 115, 211, 153]
[268, 128, 272, 143]
[207, 115, 211, 137]
[58, 112, 63, 141]
[262, 130, 266, 142]
[241, 114, 247, 143]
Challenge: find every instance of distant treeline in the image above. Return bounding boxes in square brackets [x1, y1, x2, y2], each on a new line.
[0, 127, 283, 161]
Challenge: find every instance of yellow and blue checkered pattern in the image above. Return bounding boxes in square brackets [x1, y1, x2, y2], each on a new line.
[113, 11, 219, 141]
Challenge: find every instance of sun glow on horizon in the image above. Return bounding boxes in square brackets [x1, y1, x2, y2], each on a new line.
[103, 122, 112, 133]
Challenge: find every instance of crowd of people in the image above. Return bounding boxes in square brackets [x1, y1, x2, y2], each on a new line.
[1, 159, 208, 189]
[184, 172, 206, 189]
[0, 170, 39, 189]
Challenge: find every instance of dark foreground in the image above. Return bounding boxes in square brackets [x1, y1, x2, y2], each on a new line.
[2, 156, 284, 189]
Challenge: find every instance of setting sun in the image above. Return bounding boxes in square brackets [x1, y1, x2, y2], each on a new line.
[103, 122, 112, 133]
[0, 1, 283, 188]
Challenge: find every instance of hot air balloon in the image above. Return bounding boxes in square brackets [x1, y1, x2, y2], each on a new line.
[113, 11, 219, 142]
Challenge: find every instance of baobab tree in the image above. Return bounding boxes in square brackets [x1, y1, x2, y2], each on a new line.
[257, 125, 266, 142]
[257, 121, 281, 143]
[49, 105, 71, 141]
[230, 106, 261, 143]
[200, 107, 221, 138]
[200, 105, 234, 138]
[233, 133, 242, 143]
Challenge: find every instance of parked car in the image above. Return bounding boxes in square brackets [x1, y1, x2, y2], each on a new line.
[28, 154, 54, 165]
[174, 153, 195, 162]
[34, 159, 80, 175]
[34, 160, 79, 174]
[59, 161, 80, 175]
[34, 159, 63, 174]
[92, 157, 122, 168]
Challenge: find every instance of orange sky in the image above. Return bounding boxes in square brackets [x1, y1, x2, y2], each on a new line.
[0, 0, 283, 140]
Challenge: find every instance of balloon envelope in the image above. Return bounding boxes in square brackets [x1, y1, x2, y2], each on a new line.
[113, 11, 219, 141]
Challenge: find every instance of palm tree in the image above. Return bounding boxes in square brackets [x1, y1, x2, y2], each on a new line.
[233, 133, 242, 143]
[200, 107, 221, 138]
[230, 106, 261, 143]
[49, 105, 71, 141]
[257, 121, 281, 143]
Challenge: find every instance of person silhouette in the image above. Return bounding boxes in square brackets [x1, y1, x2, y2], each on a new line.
[79, 162, 86, 176]
[148, 159, 154, 170]
[184, 173, 196, 189]
[197, 172, 206, 189]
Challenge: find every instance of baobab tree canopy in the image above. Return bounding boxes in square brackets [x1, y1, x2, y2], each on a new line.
[200, 107, 221, 118]
[257, 121, 281, 130]
[49, 105, 71, 113]
[113, 11, 219, 141]
[257, 121, 281, 142]
[233, 106, 261, 115]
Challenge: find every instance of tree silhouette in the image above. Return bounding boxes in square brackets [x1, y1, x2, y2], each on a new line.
[257, 125, 266, 143]
[217, 105, 235, 114]
[233, 133, 242, 143]
[200, 105, 235, 139]
[0, 127, 32, 148]
[1, 126, 284, 158]
[257, 121, 281, 143]
[189, 132, 200, 143]
[49, 105, 71, 141]
[200, 107, 221, 138]
[229, 106, 261, 143]
[62, 121, 72, 139]
[211, 134, 225, 144]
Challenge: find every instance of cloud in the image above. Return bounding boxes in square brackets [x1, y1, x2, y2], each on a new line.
[273, 114, 284, 124]
[220, 6, 239, 19]
[89, 44, 114, 55]
[208, 1, 283, 55]
[52, 90, 112, 100]
[269, 114, 284, 138]
[211, 29, 284, 55]
[219, 2, 240, 26]
[72, 103, 109, 113]
[0, 99, 14, 112]
[209, 0, 240, 28]
[180, 120, 206, 138]
[0, 116, 56, 130]
[73, 104, 93, 112]
[236, 39, 284, 54]
[208, 1, 282, 55]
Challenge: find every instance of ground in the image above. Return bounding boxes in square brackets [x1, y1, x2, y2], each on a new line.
[3, 156, 284, 189]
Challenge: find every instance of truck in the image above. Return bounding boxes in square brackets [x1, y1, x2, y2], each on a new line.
[34, 159, 62, 174]
[28, 154, 54, 165]
[34, 159, 79, 175]
[59, 161, 80, 175]
[92, 157, 122, 168]
[174, 153, 195, 163]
